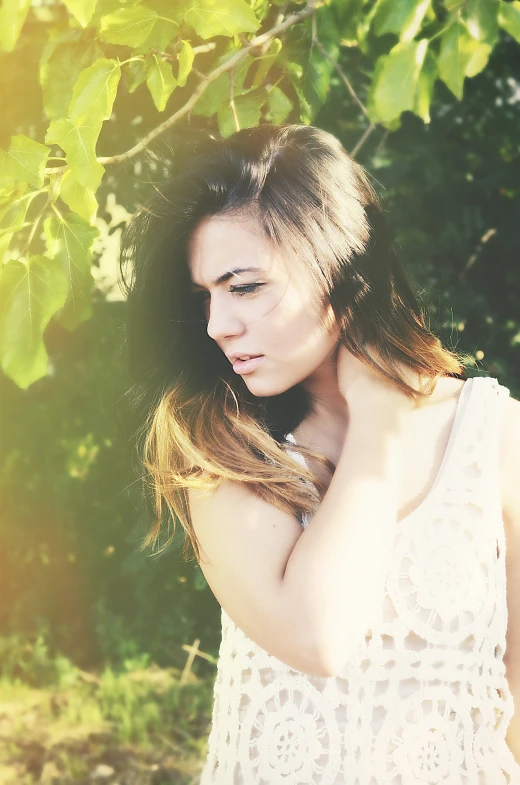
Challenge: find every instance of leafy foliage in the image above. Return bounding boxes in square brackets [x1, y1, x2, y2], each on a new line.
[1, 0, 518, 387]
[0, 640, 213, 783]
[0, 0, 519, 727]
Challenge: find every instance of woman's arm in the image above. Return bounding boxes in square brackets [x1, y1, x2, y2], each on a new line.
[281, 394, 404, 677]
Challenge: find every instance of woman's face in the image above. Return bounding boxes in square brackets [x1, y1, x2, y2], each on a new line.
[187, 212, 341, 397]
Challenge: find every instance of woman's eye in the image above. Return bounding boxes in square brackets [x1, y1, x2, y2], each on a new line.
[192, 283, 264, 302]
[230, 283, 263, 296]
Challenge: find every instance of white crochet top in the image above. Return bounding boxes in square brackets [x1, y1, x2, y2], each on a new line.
[199, 376, 520, 784]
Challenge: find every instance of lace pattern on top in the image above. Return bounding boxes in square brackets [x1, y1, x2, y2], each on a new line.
[199, 377, 520, 784]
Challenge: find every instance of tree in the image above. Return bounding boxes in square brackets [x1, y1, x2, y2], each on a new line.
[1, 0, 519, 389]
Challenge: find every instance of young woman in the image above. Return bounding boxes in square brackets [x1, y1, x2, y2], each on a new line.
[118, 124, 520, 784]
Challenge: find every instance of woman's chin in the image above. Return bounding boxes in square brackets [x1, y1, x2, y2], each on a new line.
[241, 377, 293, 398]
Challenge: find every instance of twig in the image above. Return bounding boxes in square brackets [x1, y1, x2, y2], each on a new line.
[0, 221, 33, 237]
[310, 7, 376, 160]
[191, 42, 217, 55]
[180, 641, 217, 666]
[44, 2, 323, 174]
[150, 48, 177, 62]
[229, 68, 240, 132]
[275, 3, 290, 26]
[457, 228, 497, 282]
[313, 38, 371, 121]
[350, 123, 377, 158]
[150, 42, 216, 60]
[374, 128, 389, 156]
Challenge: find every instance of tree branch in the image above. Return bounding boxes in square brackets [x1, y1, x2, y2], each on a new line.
[374, 129, 389, 156]
[44, 1, 323, 175]
[311, 27, 370, 122]
[191, 42, 217, 55]
[309, 7, 376, 159]
[350, 123, 377, 158]
[457, 228, 497, 283]
[229, 68, 240, 133]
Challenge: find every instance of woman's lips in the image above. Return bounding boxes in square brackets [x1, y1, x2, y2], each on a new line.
[232, 355, 265, 374]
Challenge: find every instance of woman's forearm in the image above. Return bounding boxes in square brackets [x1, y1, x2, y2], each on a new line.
[281, 408, 401, 677]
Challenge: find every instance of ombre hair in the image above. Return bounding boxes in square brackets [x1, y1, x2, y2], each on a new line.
[118, 123, 470, 562]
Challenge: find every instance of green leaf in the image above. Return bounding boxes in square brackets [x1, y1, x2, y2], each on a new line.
[463, 0, 499, 44]
[0, 0, 31, 52]
[59, 169, 98, 223]
[337, 0, 364, 42]
[124, 58, 149, 93]
[0, 198, 29, 265]
[302, 46, 335, 118]
[193, 51, 254, 116]
[372, 0, 432, 43]
[0, 255, 69, 389]
[177, 40, 194, 86]
[90, 0, 143, 26]
[465, 39, 492, 76]
[498, 0, 520, 42]
[99, 5, 159, 47]
[357, 0, 382, 54]
[367, 53, 388, 124]
[184, 0, 260, 40]
[251, 37, 281, 88]
[284, 61, 311, 124]
[40, 37, 105, 120]
[285, 60, 302, 81]
[68, 58, 121, 134]
[284, 6, 340, 120]
[372, 39, 429, 123]
[0, 135, 50, 190]
[38, 26, 79, 70]
[217, 88, 265, 138]
[146, 56, 178, 111]
[62, 0, 97, 28]
[194, 72, 230, 116]
[413, 47, 437, 122]
[45, 119, 105, 192]
[443, 0, 462, 9]
[133, 16, 179, 52]
[146, 0, 185, 23]
[43, 212, 100, 331]
[307, 7, 340, 117]
[230, 51, 255, 93]
[266, 86, 293, 123]
[367, 80, 402, 129]
[438, 20, 491, 99]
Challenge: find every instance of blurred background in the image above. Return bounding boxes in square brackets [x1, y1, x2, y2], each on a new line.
[1, 0, 519, 782]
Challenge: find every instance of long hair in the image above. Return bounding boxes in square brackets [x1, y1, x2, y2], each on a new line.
[118, 124, 470, 563]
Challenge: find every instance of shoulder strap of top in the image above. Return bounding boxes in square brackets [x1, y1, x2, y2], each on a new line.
[465, 376, 510, 519]
[285, 434, 312, 527]
[288, 377, 511, 528]
[285, 432, 307, 467]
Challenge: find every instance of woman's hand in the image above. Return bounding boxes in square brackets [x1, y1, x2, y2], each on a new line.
[335, 343, 416, 418]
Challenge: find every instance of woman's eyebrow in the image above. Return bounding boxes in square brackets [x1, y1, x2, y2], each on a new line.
[190, 267, 263, 290]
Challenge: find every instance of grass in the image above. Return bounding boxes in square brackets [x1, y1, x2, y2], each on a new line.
[0, 636, 216, 784]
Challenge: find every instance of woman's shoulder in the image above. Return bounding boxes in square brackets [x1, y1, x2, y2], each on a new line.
[430, 375, 467, 403]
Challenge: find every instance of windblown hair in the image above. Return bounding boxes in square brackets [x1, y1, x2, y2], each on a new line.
[118, 123, 470, 563]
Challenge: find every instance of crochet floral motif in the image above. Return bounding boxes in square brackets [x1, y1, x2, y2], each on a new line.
[199, 377, 520, 785]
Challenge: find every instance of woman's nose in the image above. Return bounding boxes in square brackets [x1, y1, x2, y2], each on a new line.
[206, 300, 245, 342]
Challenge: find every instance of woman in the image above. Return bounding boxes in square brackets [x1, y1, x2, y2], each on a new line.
[118, 124, 520, 784]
